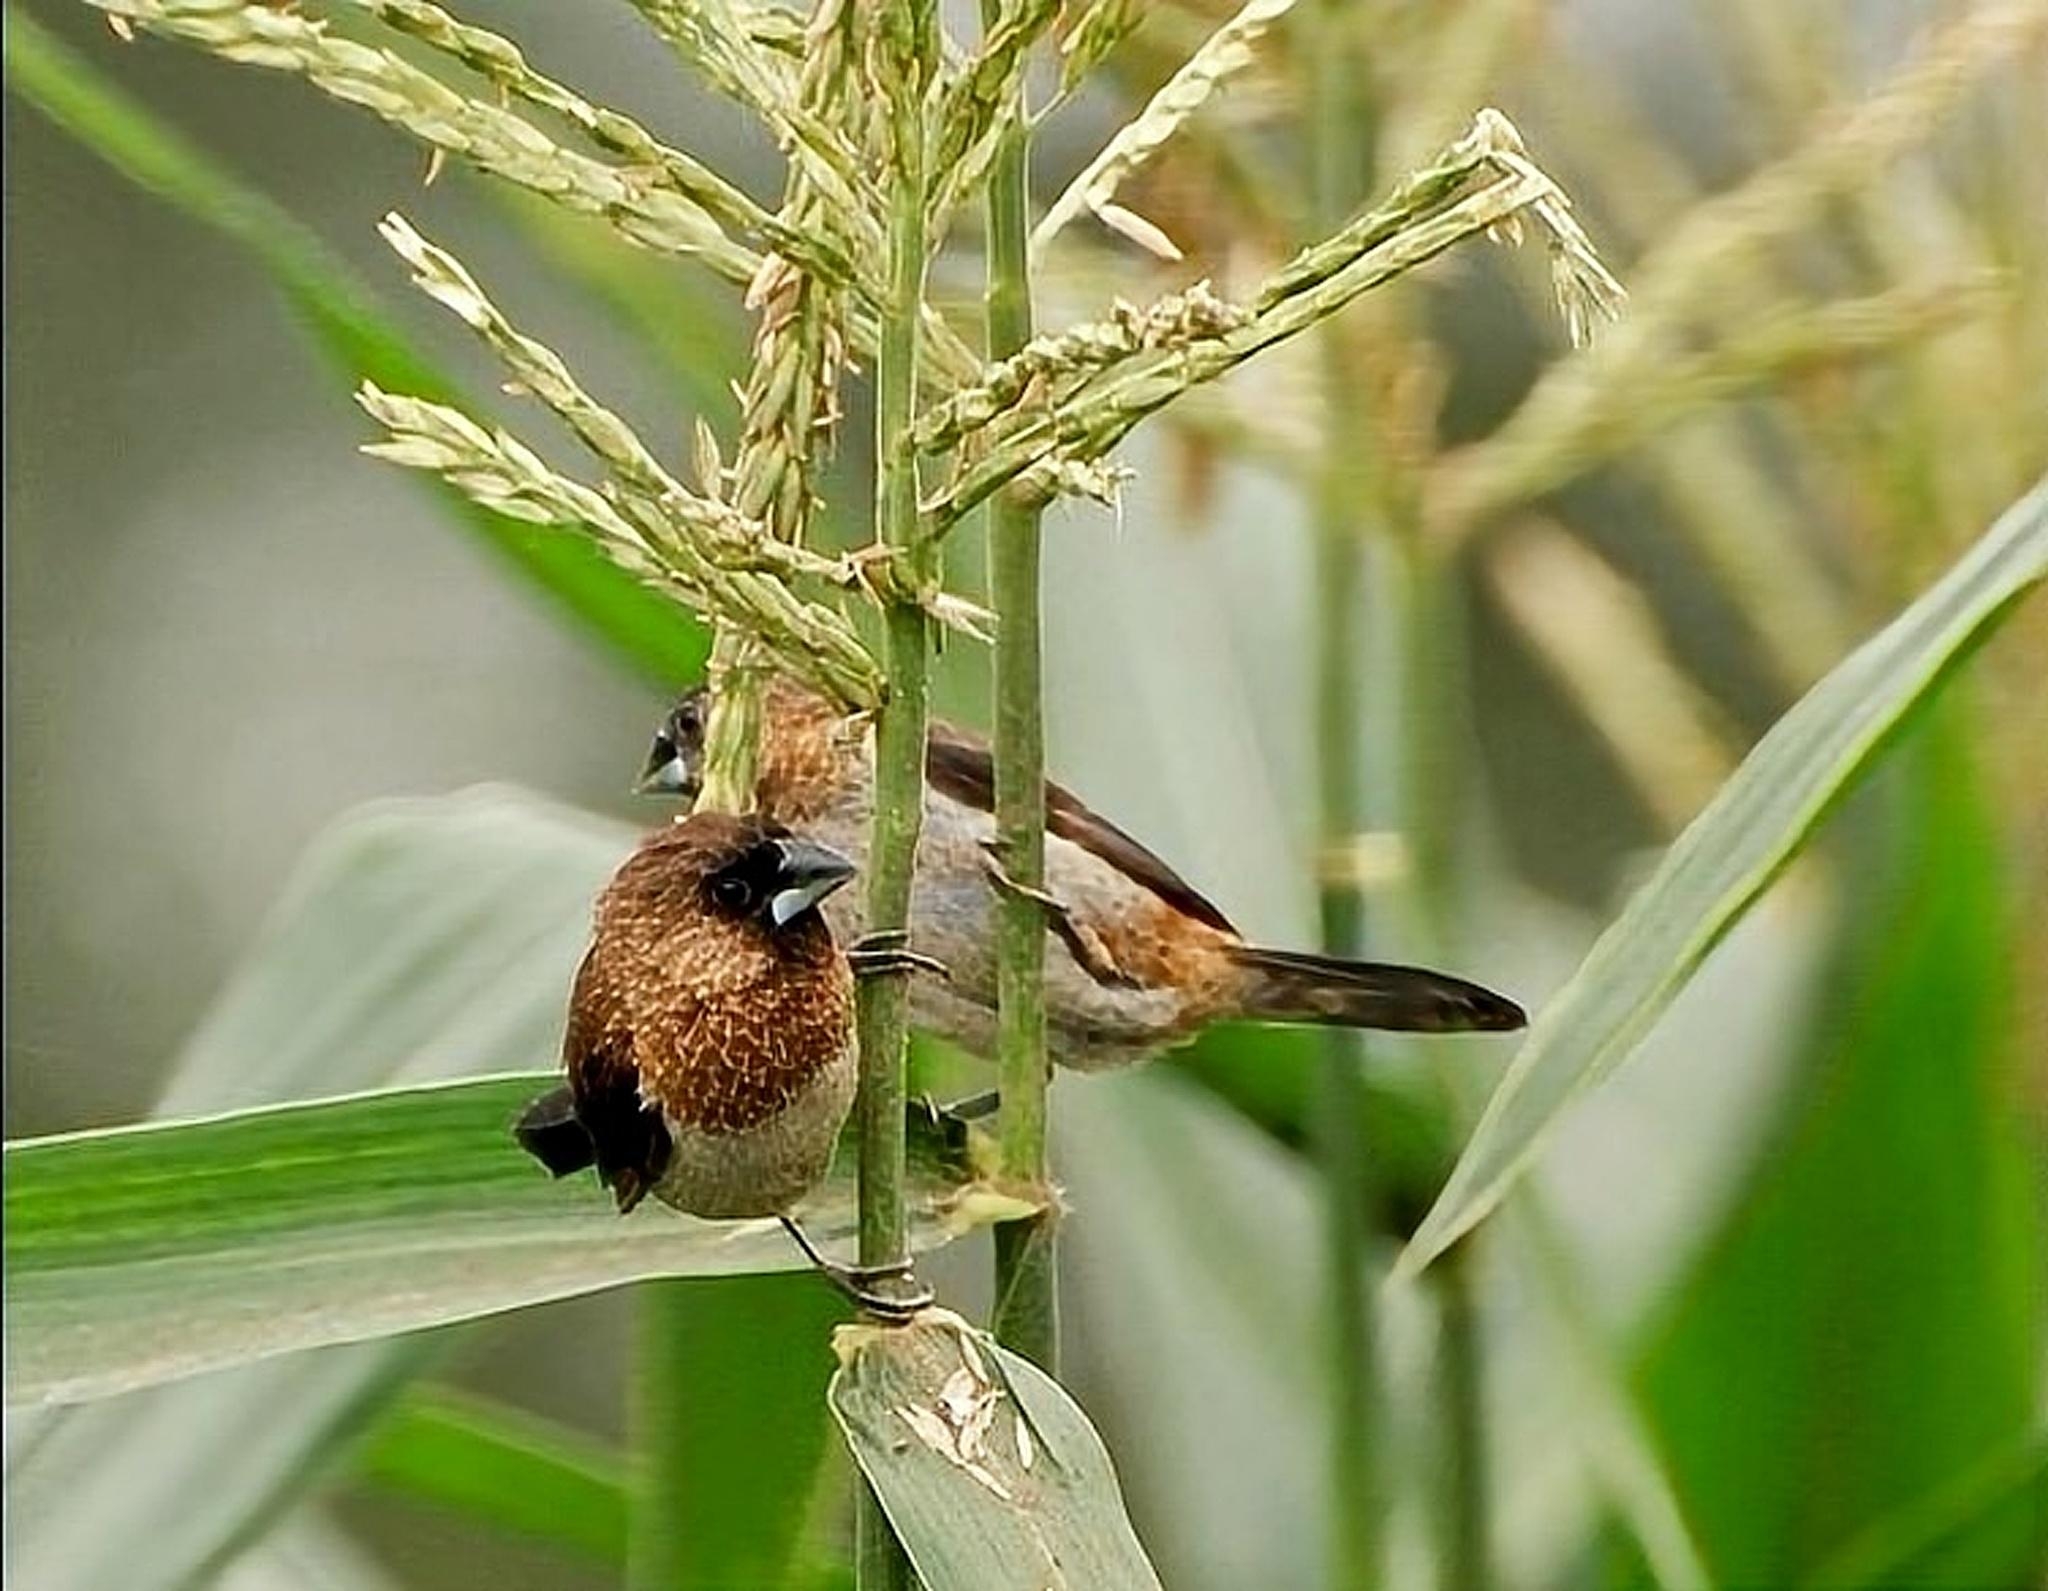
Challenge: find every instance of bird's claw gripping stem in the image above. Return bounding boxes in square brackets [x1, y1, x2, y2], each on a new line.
[779, 1216, 933, 1321]
[847, 927, 951, 982]
[978, 840, 1140, 990]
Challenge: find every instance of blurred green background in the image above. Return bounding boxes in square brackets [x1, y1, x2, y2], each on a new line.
[6, 1, 2044, 1588]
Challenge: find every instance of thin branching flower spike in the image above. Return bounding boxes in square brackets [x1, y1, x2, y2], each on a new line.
[354, 383, 886, 708]
[83, 0, 760, 279]
[925, 111, 1622, 532]
[1033, 0, 1302, 259]
[360, 0, 868, 294]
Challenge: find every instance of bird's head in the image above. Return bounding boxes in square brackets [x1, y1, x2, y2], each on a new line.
[637, 678, 857, 824]
[696, 820, 858, 933]
[610, 811, 858, 969]
[637, 685, 709, 800]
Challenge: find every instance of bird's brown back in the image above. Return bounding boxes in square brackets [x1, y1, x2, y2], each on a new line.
[753, 679, 859, 826]
[752, 677, 1236, 936]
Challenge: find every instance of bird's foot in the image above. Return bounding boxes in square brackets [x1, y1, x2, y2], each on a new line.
[847, 928, 951, 982]
[779, 1216, 933, 1321]
[977, 842, 1140, 991]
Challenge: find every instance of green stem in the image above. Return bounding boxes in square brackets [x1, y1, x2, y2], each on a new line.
[854, 0, 933, 1295]
[1435, 1246, 1488, 1591]
[1392, 547, 1494, 1589]
[981, 0, 1056, 1373]
[855, 5, 935, 1586]
[1384, 415, 1499, 1588]
[1312, 483, 1377, 1591]
[1308, 7, 1380, 1587]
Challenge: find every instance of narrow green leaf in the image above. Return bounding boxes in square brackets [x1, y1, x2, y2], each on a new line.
[829, 1312, 1165, 1591]
[1631, 711, 2040, 1588]
[4, 1073, 1004, 1407]
[1396, 476, 2048, 1277]
[356, 1387, 628, 1567]
[2, 9, 708, 686]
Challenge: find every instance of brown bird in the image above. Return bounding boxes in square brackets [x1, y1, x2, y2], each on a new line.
[638, 678, 1526, 1071]
[513, 810, 921, 1310]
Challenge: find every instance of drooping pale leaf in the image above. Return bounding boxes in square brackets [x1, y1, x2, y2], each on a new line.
[5, 1071, 1004, 1407]
[1396, 476, 2048, 1277]
[1055, 1068, 1329, 1591]
[159, 788, 628, 1118]
[3, 1337, 434, 1591]
[1629, 710, 2041, 1588]
[828, 1311, 1165, 1591]
[356, 1387, 628, 1568]
[1, 12, 708, 687]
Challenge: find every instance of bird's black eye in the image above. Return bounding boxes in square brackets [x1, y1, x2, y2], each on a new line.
[676, 699, 702, 739]
[710, 871, 755, 913]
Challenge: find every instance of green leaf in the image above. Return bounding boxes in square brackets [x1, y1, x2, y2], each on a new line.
[2, 9, 708, 687]
[1626, 708, 2041, 1588]
[4, 1072, 1000, 1408]
[356, 1387, 628, 1568]
[1804, 1434, 2048, 1590]
[828, 1312, 1165, 1591]
[1396, 476, 2048, 1277]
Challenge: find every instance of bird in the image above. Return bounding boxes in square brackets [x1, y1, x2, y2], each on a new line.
[512, 809, 923, 1313]
[637, 677, 1527, 1072]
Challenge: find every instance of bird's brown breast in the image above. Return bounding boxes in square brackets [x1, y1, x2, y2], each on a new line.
[567, 856, 854, 1138]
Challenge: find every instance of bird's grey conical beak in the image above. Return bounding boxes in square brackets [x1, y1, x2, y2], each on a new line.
[769, 838, 858, 926]
[635, 737, 689, 797]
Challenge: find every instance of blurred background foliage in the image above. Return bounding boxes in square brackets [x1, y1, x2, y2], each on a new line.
[5, 1, 2045, 1588]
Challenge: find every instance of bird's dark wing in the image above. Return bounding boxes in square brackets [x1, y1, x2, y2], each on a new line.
[562, 949, 672, 1213]
[513, 1084, 594, 1177]
[1226, 946, 1526, 1032]
[924, 717, 1237, 935]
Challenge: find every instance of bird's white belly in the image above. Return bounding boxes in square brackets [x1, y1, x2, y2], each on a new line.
[654, 1047, 857, 1219]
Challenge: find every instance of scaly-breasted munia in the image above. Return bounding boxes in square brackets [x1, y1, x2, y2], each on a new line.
[638, 679, 1525, 1072]
[514, 811, 921, 1311]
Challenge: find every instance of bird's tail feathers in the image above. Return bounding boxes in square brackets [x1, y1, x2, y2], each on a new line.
[514, 1084, 596, 1177]
[1226, 946, 1526, 1034]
